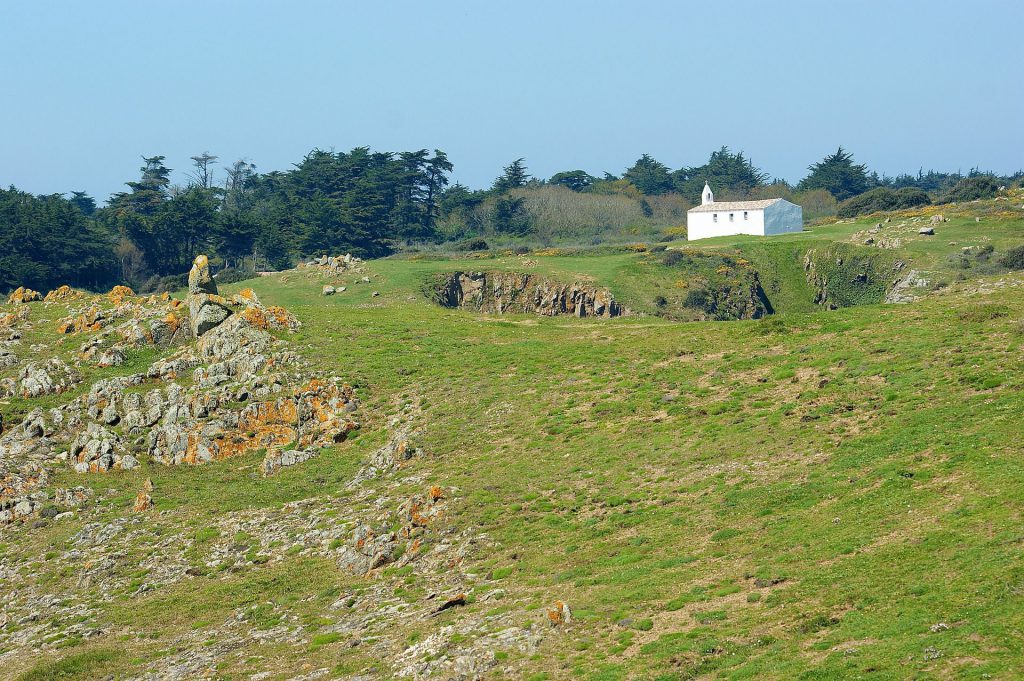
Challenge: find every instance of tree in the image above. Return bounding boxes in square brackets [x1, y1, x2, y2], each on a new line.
[798, 147, 871, 201]
[189, 151, 219, 189]
[492, 158, 530, 193]
[492, 195, 531, 234]
[623, 154, 673, 195]
[68, 191, 96, 216]
[674, 147, 768, 203]
[0, 187, 117, 292]
[549, 170, 596, 192]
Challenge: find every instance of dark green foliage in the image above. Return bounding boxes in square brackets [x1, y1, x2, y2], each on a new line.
[942, 175, 1000, 203]
[0, 187, 117, 292]
[453, 237, 489, 251]
[661, 250, 684, 266]
[492, 158, 530, 193]
[550, 170, 597, 192]
[624, 154, 673, 195]
[492, 196, 532, 235]
[213, 266, 257, 285]
[674, 147, 768, 203]
[798, 147, 872, 201]
[836, 187, 930, 217]
[998, 245, 1024, 271]
[68, 191, 96, 216]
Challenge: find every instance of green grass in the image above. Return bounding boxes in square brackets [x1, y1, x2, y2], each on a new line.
[3, 193, 1024, 679]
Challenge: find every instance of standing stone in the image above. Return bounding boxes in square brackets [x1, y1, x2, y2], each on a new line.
[188, 254, 218, 296]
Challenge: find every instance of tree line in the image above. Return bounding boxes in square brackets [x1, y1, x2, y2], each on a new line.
[1, 146, 1020, 293]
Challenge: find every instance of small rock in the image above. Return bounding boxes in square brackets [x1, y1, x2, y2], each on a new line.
[918, 227, 935, 235]
[133, 492, 153, 512]
[322, 285, 336, 296]
[548, 600, 572, 626]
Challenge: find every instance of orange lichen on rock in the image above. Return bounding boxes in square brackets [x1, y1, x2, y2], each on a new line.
[294, 380, 358, 447]
[0, 305, 30, 327]
[548, 600, 572, 626]
[44, 285, 82, 302]
[133, 492, 153, 512]
[107, 285, 136, 305]
[239, 304, 299, 332]
[429, 485, 444, 501]
[163, 312, 179, 333]
[58, 306, 103, 334]
[7, 287, 42, 304]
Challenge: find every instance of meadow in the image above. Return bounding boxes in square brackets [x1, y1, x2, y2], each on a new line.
[3, 195, 1024, 680]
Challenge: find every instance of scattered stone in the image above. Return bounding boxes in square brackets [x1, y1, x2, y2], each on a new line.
[322, 285, 336, 296]
[371, 291, 380, 297]
[918, 227, 935, 235]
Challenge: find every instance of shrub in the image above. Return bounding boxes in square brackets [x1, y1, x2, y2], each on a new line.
[943, 175, 1000, 203]
[453, 237, 489, 252]
[214, 266, 257, 285]
[837, 187, 930, 217]
[138, 273, 188, 294]
[998, 244, 1024, 270]
[662, 250, 684, 266]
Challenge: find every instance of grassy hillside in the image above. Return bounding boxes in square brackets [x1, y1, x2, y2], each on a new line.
[2, 194, 1024, 680]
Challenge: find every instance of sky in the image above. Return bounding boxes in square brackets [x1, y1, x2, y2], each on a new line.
[1, 0, 1022, 203]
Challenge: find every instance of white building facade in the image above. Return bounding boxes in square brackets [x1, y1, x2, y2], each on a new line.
[686, 183, 803, 240]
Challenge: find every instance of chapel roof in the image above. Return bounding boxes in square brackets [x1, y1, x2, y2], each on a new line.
[688, 198, 785, 213]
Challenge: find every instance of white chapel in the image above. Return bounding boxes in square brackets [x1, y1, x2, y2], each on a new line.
[686, 183, 803, 240]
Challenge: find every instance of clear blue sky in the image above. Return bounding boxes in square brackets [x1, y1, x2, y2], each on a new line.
[2, 0, 1021, 202]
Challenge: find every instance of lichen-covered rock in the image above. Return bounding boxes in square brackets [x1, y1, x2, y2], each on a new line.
[0, 304, 31, 328]
[7, 287, 42, 305]
[70, 423, 132, 473]
[97, 345, 127, 368]
[261, 447, 319, 476]
[107, 285, 135, 306]
[133, 491, 153, 512]
[188, 254, 218, 296]
[18, 358, 81, 397]
[189, 293, 232, 337]
[44, 285, 83, 302]
[337, 523, 397, 574]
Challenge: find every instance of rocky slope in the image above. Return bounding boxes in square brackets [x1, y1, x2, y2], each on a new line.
[430, 271, 627, 317]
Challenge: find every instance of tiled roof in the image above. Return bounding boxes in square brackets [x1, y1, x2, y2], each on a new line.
[688, 198, 784, 213]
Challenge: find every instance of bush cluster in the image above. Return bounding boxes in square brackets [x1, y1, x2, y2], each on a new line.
[837, 187, 930, 217]
[943, 176, 1000, 203]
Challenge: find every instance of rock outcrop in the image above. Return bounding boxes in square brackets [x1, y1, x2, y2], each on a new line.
[432, 271, 627, 317]
[6, 287, 41, 305]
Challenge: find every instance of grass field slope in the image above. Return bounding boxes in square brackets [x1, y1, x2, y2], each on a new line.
[1, 193, 1024, 680]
